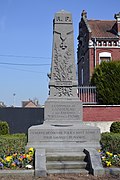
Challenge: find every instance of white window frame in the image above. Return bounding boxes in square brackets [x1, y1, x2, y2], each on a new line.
[99, 52, 111, 64]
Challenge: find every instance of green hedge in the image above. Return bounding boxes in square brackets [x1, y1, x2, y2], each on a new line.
[110, 122, 120, 133]
[0, 121, 9, 135]
[100, 132, 120, 154]
[91, 61, 120, 104]
[0, 134, 27, 156]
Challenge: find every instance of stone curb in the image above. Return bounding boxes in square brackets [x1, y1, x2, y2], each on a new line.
[0, 168, 120, 176]
[105, 168, 120, 176]
[0, 170, 34, 176]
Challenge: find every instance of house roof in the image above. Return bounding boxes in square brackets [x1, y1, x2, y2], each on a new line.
[88, 20, 118, 39]
[22, 100, 38, 108]
[0, 101, 6, 107]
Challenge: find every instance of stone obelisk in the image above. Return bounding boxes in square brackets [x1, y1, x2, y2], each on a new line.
[27, 10, 101, 176]
[45, 10, 82, 125]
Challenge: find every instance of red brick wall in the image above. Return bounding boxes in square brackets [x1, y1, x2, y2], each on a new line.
[83, 105, 120, 122]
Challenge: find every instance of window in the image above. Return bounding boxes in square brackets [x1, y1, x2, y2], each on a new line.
[99, 52, 111, 64]
[81, 68, 84, 85]
[100, 57, 111, 62]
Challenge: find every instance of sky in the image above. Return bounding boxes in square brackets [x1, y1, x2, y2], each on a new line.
[0, 0, 120, 107]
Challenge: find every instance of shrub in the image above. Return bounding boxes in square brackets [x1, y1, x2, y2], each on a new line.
[0, 134, 27, 156]
[0, 121, 9, 135]
[110, 122, 120, 133]
[91, 61, 120, 104]
[100, 132, 120, 154]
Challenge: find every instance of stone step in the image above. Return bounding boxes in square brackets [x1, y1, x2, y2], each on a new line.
[46, 148, 84, 153]
[46, 161, 87, 170]
[46, 152, 85, 161]
[47, 168, 88, 174]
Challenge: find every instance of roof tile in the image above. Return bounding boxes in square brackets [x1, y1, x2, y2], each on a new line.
[88, 20, 118, 38]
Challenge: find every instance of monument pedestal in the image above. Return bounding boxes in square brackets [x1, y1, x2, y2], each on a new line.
[27, 121, 102, 176]
[27, 97, 100, 150]
[27, 120, 100, 150]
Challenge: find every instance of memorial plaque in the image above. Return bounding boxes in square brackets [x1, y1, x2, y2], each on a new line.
[45, 101, 82, 122]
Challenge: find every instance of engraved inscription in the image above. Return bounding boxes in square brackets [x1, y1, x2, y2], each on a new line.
[56, 16, 63, 22]
[30, 129, 98, 142]
[65, 16, 71, 22]
[56, 16, 71, 22]
[47, 103, 80, 120]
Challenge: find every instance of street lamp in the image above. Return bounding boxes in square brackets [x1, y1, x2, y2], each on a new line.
[13, 93, 16, 107]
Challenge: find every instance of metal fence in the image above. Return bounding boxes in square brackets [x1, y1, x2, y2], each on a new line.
[78, 86, 97, 104]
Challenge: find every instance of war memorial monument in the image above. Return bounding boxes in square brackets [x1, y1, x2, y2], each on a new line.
[27, 10, 104, 177]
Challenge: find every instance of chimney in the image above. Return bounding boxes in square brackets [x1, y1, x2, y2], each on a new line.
[114, 12, 120, 36]
[81, 10, 87, 18]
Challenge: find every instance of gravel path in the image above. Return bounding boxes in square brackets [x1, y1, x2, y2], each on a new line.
[0, 174, 120, 180]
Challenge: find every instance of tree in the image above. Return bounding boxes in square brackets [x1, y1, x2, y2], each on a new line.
[91, 61, 120, 104]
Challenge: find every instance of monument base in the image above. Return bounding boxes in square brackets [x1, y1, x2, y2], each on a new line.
[27, 123, 101, 150]
[27, 123, 102, 176]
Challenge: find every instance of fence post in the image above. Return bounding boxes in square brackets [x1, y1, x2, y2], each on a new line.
[78, 86, 97, 104]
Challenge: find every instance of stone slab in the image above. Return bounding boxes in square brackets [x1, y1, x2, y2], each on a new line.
[84, 148, 105, 176]
[45, 99, 82, 123]
[47, 169, 88, 174]
[28, 124, 100, 142]
[35, 148, 47, 177]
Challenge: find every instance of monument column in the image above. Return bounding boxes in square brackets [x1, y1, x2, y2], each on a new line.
[45, 10, 83, 125]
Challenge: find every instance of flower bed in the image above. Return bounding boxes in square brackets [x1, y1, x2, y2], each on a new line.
[0, 134, 27, 156]
[0, 134, 34, 170]
[0, 147, 34, 170]
[99, 150, 120, 167]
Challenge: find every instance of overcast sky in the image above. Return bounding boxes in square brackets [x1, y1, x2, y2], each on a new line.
[0, 0, 120, 106]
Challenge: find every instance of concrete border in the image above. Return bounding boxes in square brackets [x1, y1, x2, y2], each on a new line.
[0, 170, 34, 176]
[0, 168, 120, 177]
[105, 168, 120, 176]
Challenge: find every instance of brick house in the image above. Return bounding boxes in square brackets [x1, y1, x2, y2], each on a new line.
[22, 99, 40, 108]
[77, 10, 120, 86]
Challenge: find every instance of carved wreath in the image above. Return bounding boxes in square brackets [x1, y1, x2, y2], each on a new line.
[53, 44, 73, 81]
